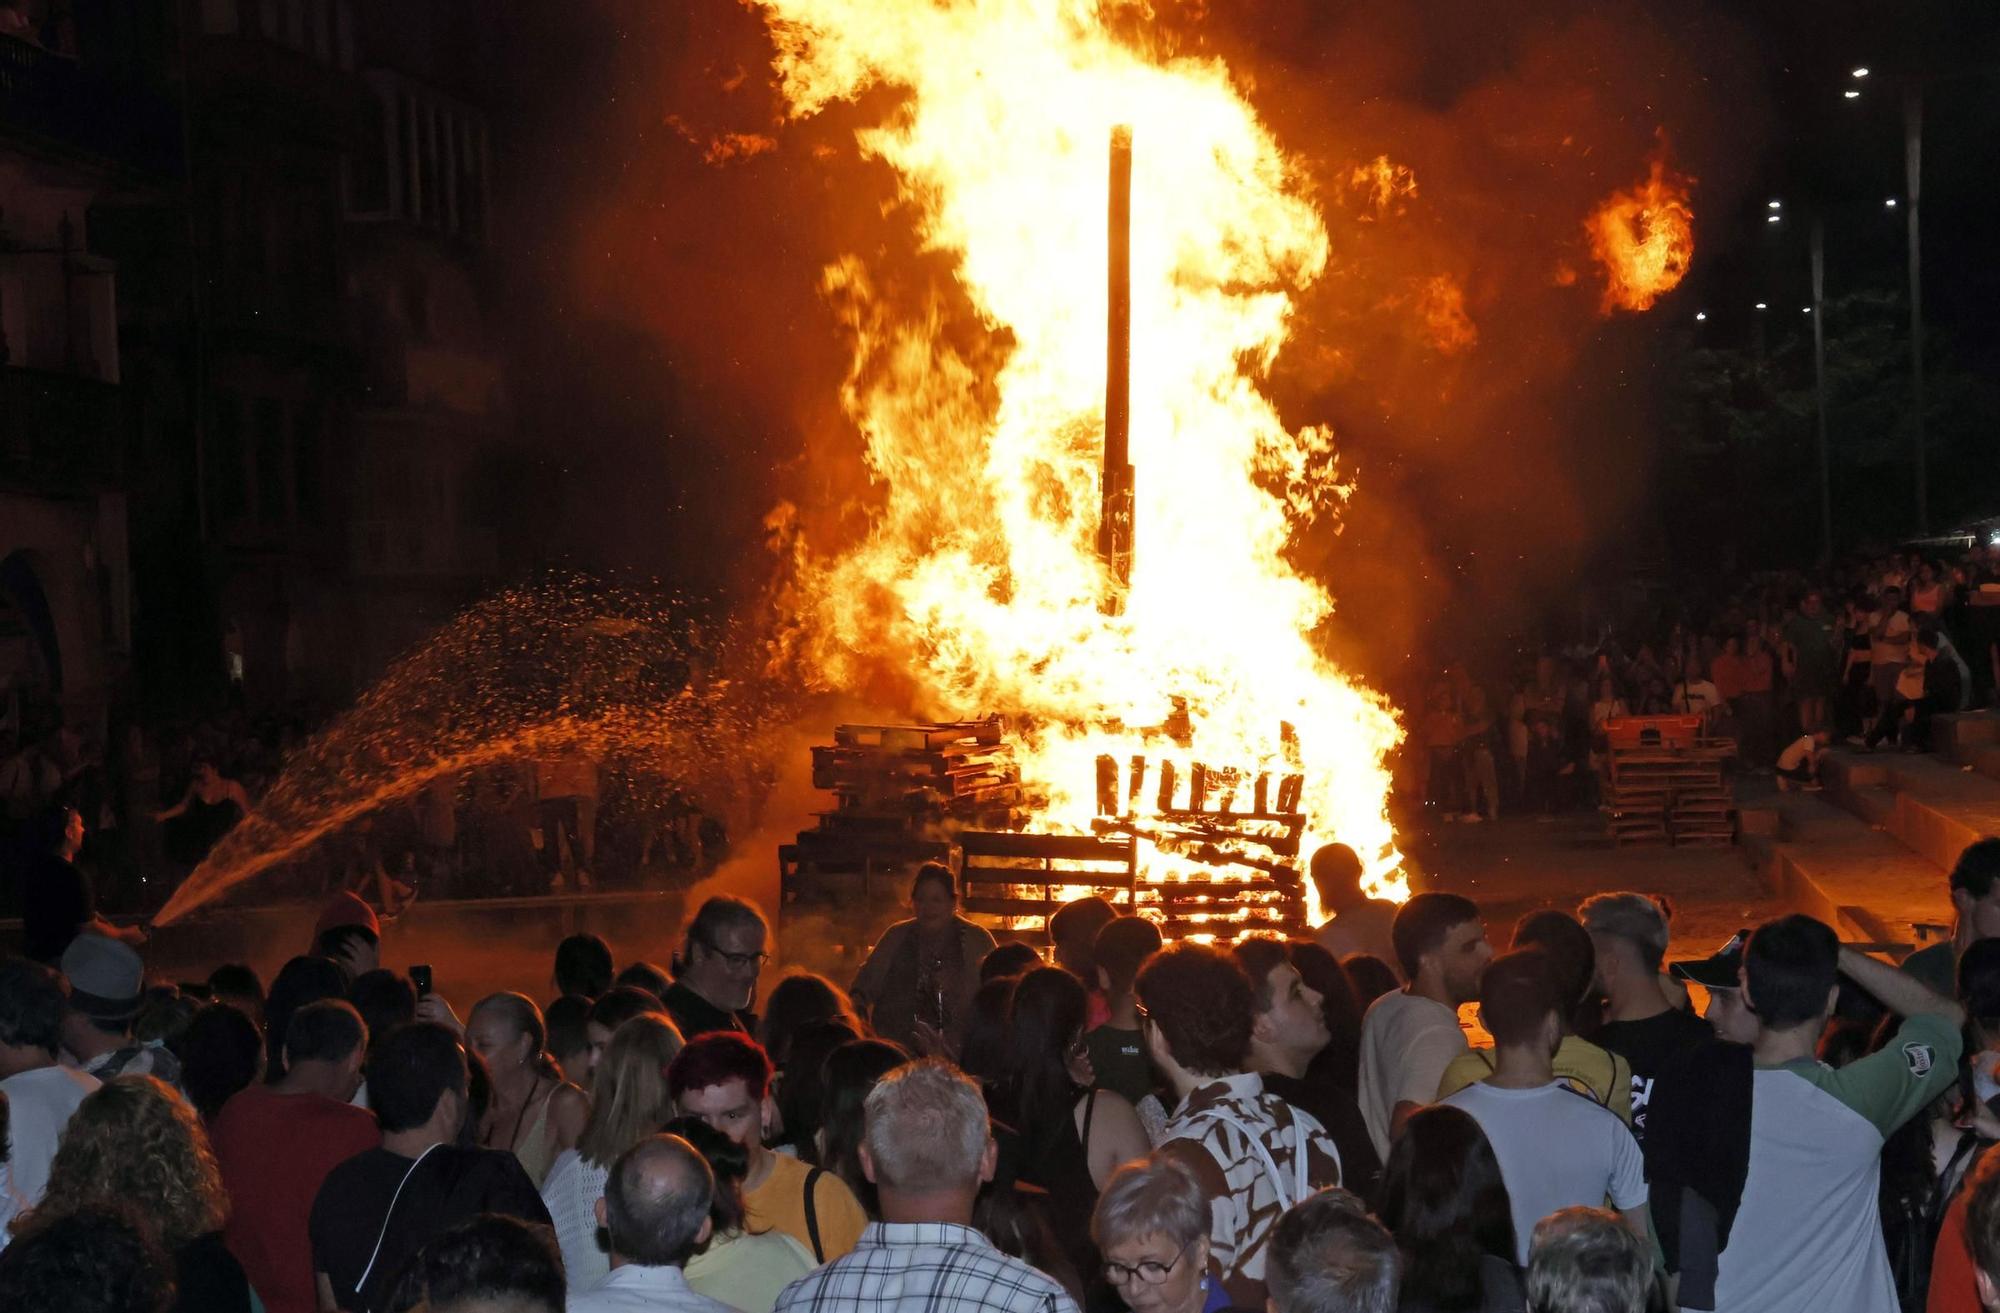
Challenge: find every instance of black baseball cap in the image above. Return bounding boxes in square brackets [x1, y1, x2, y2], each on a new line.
[1670, 929, 1749, 989]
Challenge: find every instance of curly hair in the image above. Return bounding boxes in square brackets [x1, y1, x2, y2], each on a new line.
[37, 1076, 227, 1250]
[1135, 943, 1254, 1076]
[0, 1206, 174, 1313]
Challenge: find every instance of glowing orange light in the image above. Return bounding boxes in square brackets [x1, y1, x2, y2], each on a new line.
[754, 0, 1406, 907]
[1585, 147, 1695, 315]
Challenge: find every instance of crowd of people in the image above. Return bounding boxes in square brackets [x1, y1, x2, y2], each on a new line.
[9, 837, 2000, 1312]
[1416, 544, 2000, 821]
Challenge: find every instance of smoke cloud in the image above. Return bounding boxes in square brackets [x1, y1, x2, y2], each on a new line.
[495, 0, 1771, 685]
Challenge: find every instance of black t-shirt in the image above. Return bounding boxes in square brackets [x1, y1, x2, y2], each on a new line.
[1593, 1007, 1713, 1139]
[173, 1231, 253, 1313]
[309, 1144, 551, 1313]
[1262, 1070, 1384, 1200]
[20, 853, 92, 965]
[662, 980, 754, 1039]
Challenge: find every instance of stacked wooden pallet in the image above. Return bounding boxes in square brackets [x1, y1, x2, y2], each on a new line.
[1603, 717, 1736, 848]
[957, 829, 1138, 943]
[781, 719, 1021, 910]
[1089, 752, 1312, 941]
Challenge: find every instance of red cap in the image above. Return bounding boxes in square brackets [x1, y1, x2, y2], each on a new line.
[314, 891, 380, 941]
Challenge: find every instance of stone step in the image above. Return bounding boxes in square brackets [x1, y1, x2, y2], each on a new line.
[1738, 791, 1949, 950]
[1820, 748, 2000, 875]
[1936, 711, 2000, 763]
[1964, 744, 2000, 788]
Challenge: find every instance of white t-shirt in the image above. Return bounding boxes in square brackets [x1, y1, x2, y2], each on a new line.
[1713, 1013, 1959, 1312]
[1873, 610, 1912, 664]
[1357, 990, 1468, 1159]
[1441, 1079, 1647, 1264]
[0, 1063, 100, 1205]
[1776, 735, 1816, 772]
[1677, 679, 1722, 716]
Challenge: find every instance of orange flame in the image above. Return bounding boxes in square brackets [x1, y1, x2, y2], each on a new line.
[1586, 148, 1695, 315]
[1349, 155, 1418, 220]
[1417, 275, 1478, 355]
[756, 0, 1405, 907]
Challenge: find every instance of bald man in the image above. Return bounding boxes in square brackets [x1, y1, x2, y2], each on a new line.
[571, 1135, 733, 1313]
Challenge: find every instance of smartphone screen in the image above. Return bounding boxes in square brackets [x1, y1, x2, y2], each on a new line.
[411, 964, 433, 997]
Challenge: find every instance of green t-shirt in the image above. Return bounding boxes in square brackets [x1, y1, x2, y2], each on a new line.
[1085, 1023, 1155, 1106]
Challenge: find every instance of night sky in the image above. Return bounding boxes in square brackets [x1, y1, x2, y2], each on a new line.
[473, 0, 2000, 677]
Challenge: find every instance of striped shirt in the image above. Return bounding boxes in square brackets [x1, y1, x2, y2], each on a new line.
[773, 1221, 1078, 1313]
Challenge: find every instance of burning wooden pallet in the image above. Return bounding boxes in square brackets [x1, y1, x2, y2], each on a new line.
[1088, 752, 1312, 941]
[780, 719, 1022, 912]
[957, 829, 1138, 944]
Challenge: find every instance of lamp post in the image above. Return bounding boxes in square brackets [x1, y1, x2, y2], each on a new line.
[1845, 63, 1927, 534]
[1901, 83, 1926, 534]
[1810, 218, 1833, 564]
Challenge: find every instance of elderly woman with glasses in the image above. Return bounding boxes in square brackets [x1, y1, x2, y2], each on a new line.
[849, 863, 995, 1053]
[1092, 1154, 1229, 1313]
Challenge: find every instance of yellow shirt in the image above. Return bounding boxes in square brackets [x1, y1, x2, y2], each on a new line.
[744, 1151, 868, 1263]
[1435, 1036, 1634, 1125]
[686, 1227, 817, 1312]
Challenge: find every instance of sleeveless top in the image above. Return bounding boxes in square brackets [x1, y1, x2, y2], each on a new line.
[511, 1091, 560, 1188]
[1017, 1085, 1104, 1286]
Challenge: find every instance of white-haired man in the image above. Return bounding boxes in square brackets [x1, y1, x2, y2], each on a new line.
[1526, 1207, 1651, 1313]
[773, 1059, 1079, 1313]
[1266, 1188, 1400, 1313]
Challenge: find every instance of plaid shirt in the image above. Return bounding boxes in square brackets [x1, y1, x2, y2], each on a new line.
[1161, 1072, 1343, 1289]
[773, 1221, 1079, 1313]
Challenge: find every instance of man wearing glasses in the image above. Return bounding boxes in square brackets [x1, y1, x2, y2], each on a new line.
[664, 896, 770, 1039]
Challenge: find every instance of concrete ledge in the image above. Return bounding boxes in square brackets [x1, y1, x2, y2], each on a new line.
[1821, 750, 2000, 875]
[1741, 792, 1947, 948]
[1937, 711, 2000, 763]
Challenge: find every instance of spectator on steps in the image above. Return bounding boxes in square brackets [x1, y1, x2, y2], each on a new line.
[1774, 726, 1832, 790]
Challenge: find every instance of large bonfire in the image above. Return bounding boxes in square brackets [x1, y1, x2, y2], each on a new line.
[755, 0, 1408, 901]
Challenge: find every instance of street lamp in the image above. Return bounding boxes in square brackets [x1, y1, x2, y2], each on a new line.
[1885, 197, 1899, 208]
[1844, 89, 1862, 99]
[1754, 302, 1768, 310]
[1852, 67, 1870, 79]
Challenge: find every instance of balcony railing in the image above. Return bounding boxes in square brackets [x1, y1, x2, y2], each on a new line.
[0, 367, 124, 485]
